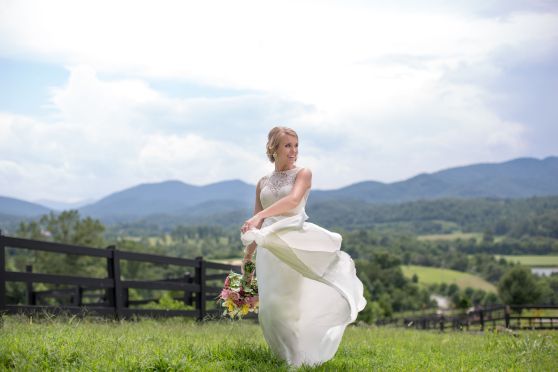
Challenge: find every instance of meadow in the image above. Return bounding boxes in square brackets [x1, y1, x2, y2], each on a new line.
[417, 232, 483, 242]
[494, 255, 558, 267]
[1, 315, 557, 371]
[401, 265, 497, 292]
[417, 232, 506, 243]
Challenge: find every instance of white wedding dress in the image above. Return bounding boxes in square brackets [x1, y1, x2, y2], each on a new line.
[241, 167, 367, 367]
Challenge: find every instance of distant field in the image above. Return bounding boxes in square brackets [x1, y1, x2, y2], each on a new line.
[495, 255, 558, 267]
[417, 232, 505, 243]
[417, 232, 481, 241]
[401, 265, 497, 293]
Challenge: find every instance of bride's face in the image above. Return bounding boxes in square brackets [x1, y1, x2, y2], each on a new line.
[276, 134, 298, 166]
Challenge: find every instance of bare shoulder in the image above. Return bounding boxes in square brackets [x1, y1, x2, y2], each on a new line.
[297, 167, 312, 178]
[295, 167, 312, 187]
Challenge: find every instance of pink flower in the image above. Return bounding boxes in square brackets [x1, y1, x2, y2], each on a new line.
[228, 291, 240, 301]
[246, 296, 259, 307]
[220, 289, 231, 300]
[224, 277, 230, 288]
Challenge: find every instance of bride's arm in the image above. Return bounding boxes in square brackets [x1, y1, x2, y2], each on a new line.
[241, 168, 312, 233]
[242, 178, 265, 262]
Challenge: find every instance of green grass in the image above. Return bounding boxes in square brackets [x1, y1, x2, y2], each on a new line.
[417, 232, 482, 242]
[402, 265, 497, 293]
[495, 255, 558, 267]
[1, 315, 557, 371]
[417, 232, 505, 243]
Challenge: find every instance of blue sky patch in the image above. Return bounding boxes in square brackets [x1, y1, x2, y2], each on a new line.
[0, 58, 69, 116]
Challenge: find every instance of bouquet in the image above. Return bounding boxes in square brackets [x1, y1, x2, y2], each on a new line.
[217, 260, 259, 318]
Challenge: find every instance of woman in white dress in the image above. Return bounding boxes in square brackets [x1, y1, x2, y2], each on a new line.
[240, 127, 366, 367]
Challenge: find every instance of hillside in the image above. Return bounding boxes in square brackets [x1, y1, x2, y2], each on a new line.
[1, 156, 556, 227]
[78, 180, 254, 220]
[311, 156, 558, 203]
[0, 196, 50, 217]
[401, 265, 497, 292]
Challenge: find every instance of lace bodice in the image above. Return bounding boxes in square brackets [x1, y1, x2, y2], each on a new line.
[259, 166, 310, 217]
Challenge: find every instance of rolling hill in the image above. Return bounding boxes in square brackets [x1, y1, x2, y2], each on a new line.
[0, 196, 50, 217]
[78, 179, 254, 220]
[1, 156, 556, 226]
[311, 156, 558, 203]
[401, 265, 497, 292]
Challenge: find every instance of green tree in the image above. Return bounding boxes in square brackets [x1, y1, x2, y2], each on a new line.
[538, 275, 558, 305]
[40, 210, 105, 246]
[497, 266, 542, 305]
[16, 221, 43, 240]
[15, 210, 106, 276]
[482, 228, 495, 244]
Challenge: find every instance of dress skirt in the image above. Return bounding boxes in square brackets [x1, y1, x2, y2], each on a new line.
[242, 214, 366, 366]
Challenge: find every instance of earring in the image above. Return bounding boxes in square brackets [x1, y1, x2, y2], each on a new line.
[273, 152, 277, 159]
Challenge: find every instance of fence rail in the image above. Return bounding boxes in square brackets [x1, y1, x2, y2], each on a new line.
[0, 232, 240, 320]
[377, 304, 558, 331]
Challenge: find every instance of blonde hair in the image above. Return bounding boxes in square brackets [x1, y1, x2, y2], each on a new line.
[266, 126, 298, 163]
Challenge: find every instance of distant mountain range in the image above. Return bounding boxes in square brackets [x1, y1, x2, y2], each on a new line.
[310, 156, 558, 203]
[78, 179, 253, 223]
[34, 198, 97, 211]
[0, 196, 51, 217]
[1, 156, 557, 225]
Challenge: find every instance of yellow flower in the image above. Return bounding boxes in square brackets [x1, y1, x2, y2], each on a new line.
[241, 304, 250, 316]
[225, 299, 235, 312]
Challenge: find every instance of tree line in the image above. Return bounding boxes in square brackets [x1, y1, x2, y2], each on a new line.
[5, 206, 558, 323]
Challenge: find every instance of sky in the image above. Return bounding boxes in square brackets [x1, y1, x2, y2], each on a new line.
[0, 0, 557, 204]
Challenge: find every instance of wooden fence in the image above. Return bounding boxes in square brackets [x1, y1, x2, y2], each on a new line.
[377, 304, 558, 331]
[0, 232, 241, 320]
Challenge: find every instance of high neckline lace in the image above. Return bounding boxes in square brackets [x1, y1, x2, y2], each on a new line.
[273, 166, 299, 173]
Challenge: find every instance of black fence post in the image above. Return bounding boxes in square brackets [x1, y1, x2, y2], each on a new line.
[25, 265, 35, 305]
[106, 246, 115, 309]
[0, 230, 5, 312]
[106, 245, 123, 320]
[73, 286, 82, 306]
[113, 248, 123, 320]
[195, 256, 206, 321]
[479, 309, 484, 331]
[183, 272, 193, 306]
[123, 288, 129, 308]
[505, 305, 510, 329]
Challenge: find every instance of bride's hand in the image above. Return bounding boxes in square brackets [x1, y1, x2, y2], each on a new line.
[241, 258, 255, 281]
[241, 257, 250, 275]
[241, 215, 262, 234]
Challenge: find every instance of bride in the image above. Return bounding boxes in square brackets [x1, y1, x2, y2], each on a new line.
[240, 126, 367, 367]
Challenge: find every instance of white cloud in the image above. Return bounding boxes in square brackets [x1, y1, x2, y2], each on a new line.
[138, 133, 268, 184]
[0, 1, 556, 201]
[0, 68, 278, 201]
[2, 2, 556, 109]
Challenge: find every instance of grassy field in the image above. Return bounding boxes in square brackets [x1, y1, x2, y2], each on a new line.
[417, 232, 505, 243]
[495, 255, 558, 267]
[0, 315, 557, 371]
[417, 232, 482, 242]
[401, 265, 497, 293]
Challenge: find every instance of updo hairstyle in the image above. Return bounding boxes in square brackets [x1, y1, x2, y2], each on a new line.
[266, 126, 298, 163]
